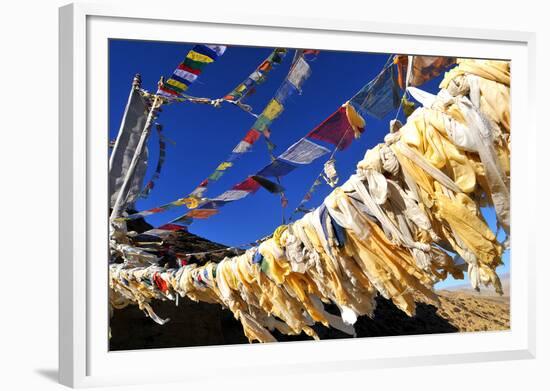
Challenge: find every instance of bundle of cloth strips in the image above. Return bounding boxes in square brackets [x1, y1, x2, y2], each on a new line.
[109, 59, 510, 343]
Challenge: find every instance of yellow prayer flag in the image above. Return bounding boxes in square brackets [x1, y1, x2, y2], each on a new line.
[187, 50, 215, 64]
[166, 78, 188, 91]
[262, 99, 283, 120]
[216, 162, 233, 171]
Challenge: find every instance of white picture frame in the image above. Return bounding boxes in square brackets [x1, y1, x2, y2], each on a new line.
[59, 2, 537, 388]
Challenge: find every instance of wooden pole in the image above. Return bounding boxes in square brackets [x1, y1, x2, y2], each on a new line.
[110, 91, 162, 221]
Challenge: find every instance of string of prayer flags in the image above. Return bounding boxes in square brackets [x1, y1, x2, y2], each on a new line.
[128, 139, 268, 224]
[291, 176, 323, 217]
[132, 52, 365, 224]
[139, 124, 168, 200]
[122, 197, 199, 221]
[187, 127, 262, 198]
[292, 102, 368, 217]
[172, 176, 263, 224]
[157, 44, 227, 99]
[307, 102, 365, 150]
[292, 101, 367, 217]
[257, 138, 331, 177]
[196, 177, 263, 207]
[393, 55, 456, 89]
[171, 138, 329, 224]
[252, 52, 316, 216]
[126, 51, 414, 225]
[252, 52, 313, 134]
[134, 222, 189, 242]
[349, 64, 401, 119]
[224, 48, 287, 102]
[189, 51, 315, 199]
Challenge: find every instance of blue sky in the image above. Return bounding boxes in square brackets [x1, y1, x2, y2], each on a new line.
[109, 39, 509, 289]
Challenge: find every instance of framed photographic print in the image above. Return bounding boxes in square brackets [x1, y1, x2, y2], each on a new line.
[59, 3, 536, 388]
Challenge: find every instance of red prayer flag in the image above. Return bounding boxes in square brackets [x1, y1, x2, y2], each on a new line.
[177, 63, 202, 75]
[243, 129, 261, 145]
[307, 106, 354, 150]
[157, 223, 187, 232]
[232, 177, 262, 193]
[159, 86, 178, 96]
[186, 209, 219, 219]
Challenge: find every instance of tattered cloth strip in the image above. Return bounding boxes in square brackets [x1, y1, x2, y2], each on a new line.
[110, 59, 510, 344]
[394, 55, 456, 89]
[157, 44, 227, 99]
[138, 124, 168, 200]
[109, 87, 150, 209]
[224, 48, 287, 102]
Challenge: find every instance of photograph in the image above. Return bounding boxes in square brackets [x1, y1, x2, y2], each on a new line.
[107, 40, 510, 350]
[2, 0, 546, 389]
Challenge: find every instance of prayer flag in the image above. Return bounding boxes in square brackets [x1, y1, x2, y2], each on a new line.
[256, 158, 297, 178]
[109, 88, 149, 209]
[279, 138, 330, 164]
[263, 99, 284, 120]
[251, 175, 286, 194]
[212, 189, 251, 201]
[287, 57, 311, 90]
[186, 209, 219, 219]
[307, 106, 355, 150]
[409, 56, 456, 86]
[157, 44, 227, 98]
[232, 177, 262, 193]
[349, 65, 401, 120]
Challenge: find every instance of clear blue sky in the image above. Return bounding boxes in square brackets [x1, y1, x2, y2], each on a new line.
[109, 39, 509, 289]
